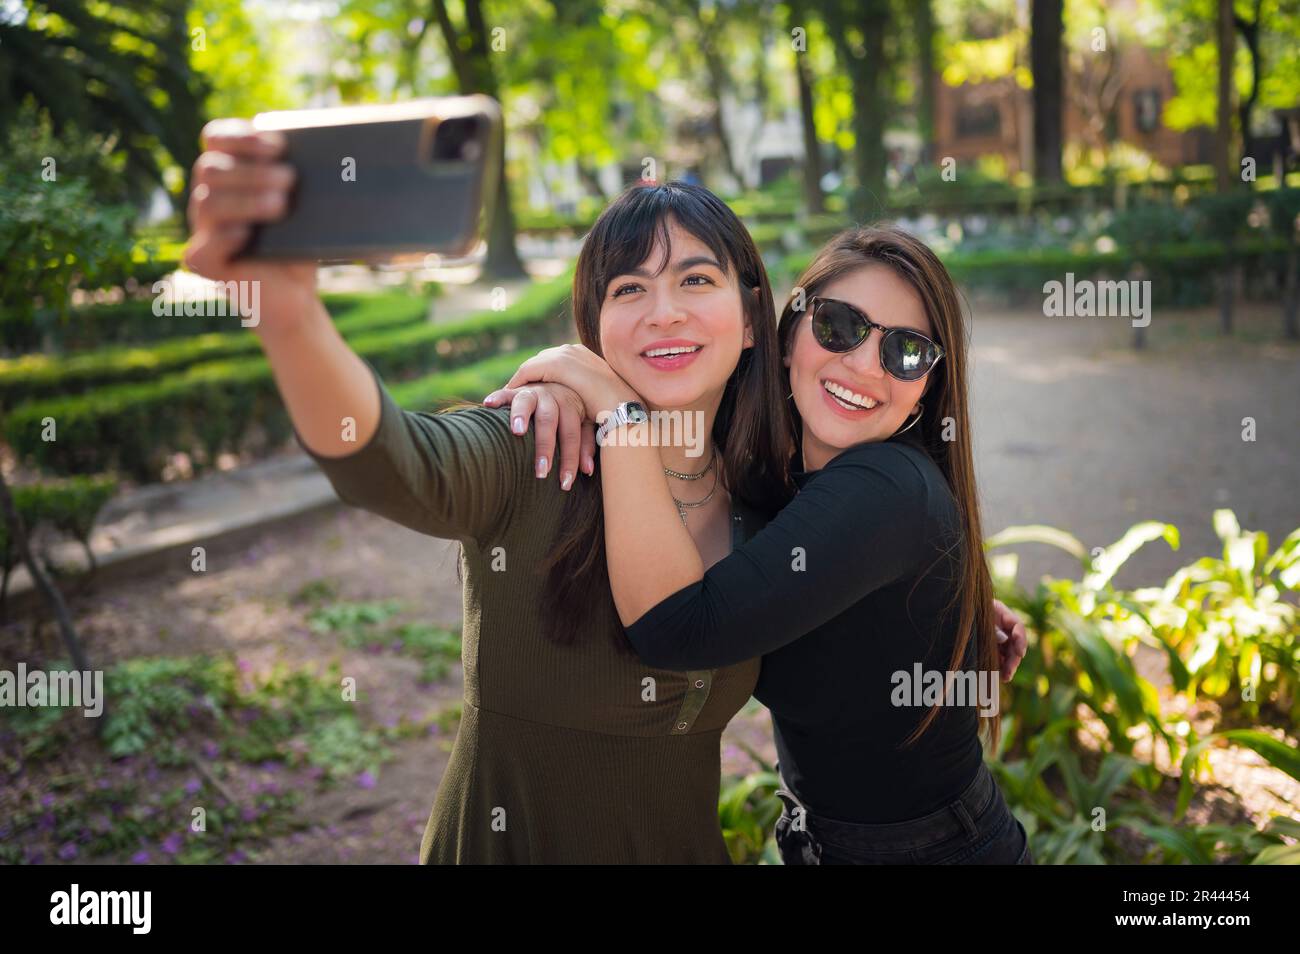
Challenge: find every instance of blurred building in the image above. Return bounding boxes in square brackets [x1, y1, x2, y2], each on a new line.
[934, 42, 1216, 175]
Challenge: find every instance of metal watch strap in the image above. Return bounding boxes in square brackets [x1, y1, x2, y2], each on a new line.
[596, 400, 648, 444]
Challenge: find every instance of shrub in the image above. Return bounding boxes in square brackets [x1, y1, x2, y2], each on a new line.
[0, 292, 435, 408]
[987, 512, 1299, 864]
[0, 474, 118, 603]
[3, 272, 574, 481]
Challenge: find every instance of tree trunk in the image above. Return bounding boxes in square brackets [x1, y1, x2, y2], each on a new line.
[795, 48, 825, 214]
[824, 0, 890, 219]
[431, 0, 526, 278]
[1234, 0, 1263, 171]
[1215, 0, 1237, 192]
[915, 0, 937, 165]
[1030, 0, 1064, 184]
[0, 471, 93, 680]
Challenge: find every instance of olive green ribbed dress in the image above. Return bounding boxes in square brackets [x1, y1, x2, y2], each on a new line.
[297, 362, 763, 864]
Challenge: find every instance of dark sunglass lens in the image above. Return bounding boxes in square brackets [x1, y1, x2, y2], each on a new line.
[811, 300, 867, 352]
[883, 331, 937, 380]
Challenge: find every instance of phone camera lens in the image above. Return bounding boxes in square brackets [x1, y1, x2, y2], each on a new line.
[432, 117, 483, 162]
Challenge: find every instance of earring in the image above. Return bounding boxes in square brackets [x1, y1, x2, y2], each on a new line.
[894, 402, 924, 435]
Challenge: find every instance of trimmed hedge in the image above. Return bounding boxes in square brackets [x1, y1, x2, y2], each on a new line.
[0, 275, 441, 355]
[0, 474, 119, 600]
[389, 349, 544, 410]
[0, 292, 435, 409]
[4, 271, 575, 482]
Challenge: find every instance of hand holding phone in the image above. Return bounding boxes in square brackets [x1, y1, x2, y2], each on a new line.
[241, 96, 501, 264]
[184, 120, 320, 337]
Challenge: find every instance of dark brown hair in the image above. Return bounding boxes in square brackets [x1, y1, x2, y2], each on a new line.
[775, 225, 999, 748]
[539, 181, 795, 648]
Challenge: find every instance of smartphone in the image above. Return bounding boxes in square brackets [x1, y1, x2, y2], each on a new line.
[239, 96, 501, 264]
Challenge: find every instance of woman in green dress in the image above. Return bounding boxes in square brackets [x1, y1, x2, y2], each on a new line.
[186, 121, 798, 863]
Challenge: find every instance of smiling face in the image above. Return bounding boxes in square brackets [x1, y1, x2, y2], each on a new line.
[597, 217, 752, 413]
[785, 263, 934, 471]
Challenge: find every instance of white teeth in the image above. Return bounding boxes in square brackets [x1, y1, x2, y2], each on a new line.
[643, 345, 701, 358]
[823, 380, 878, 410]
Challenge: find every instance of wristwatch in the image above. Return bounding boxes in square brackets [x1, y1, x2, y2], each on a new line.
[595, 400, 649, 445]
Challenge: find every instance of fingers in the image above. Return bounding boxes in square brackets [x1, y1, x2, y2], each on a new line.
[482, 387, 522, 410]
[200, 119, 287, 159]
[189, 180, 290, 230]
[504, 360, 540, 391]
[996, 621, 1028, 683]
[554, 398, 583, 491]
[193, 150, 296, 194]
[507, 388, 537, 438]
[579, 420, 596, 476]
[529, 390, 559, 479]
[183, 223, 253, 277]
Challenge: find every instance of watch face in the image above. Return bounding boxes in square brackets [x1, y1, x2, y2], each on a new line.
[626, 402, 648, 423]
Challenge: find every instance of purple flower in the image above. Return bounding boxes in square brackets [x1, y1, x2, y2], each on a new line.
[236, 658, 252, 673]
[202, 740, 220, 759]
[356, 770, 377, 789]
[131, 850, 151, 864]
[240, 805, 259, 822]
[226, 850, 247, 864]
[58, 842, 78, 861]
[40, 793, 55, 808]
[184, 778, 202, 795]
[160, 833, 183, 855]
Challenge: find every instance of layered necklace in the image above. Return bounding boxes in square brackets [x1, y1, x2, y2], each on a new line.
[664, 449, 717, 526]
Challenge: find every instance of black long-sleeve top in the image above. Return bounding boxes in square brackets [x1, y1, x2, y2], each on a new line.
[624, 430, 985, 823]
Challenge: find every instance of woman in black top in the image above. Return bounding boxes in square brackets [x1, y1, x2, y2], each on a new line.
[495, 226, 1031, 864]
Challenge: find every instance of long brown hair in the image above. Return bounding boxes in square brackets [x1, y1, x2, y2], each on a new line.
[540, 181, 795, 648]
[775, 225, 999, 748]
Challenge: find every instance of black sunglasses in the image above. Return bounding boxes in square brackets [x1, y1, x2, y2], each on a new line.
[806, 296, 945, 382]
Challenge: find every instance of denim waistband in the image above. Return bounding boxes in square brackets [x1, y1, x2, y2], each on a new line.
[775, 763, 996, 855]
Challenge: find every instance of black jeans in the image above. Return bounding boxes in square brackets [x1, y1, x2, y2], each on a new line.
[774, 763, 1032, 865]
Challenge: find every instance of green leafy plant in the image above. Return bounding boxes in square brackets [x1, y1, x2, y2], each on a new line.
[987, 512, 1299, 864]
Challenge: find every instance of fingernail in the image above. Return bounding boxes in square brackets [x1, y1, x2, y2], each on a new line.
[583, 454, 594, 474]
[513, 416, 524, 434]
[536, 456, 548, 478]
[561, 470, 574, 491]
